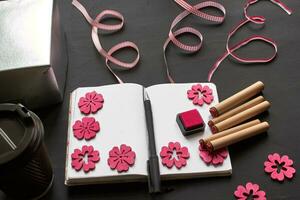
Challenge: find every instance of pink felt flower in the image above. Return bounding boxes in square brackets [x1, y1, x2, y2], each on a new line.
[199, 143, 228, 165]
[71, 145, 100, 173]
[234, 182, 266, 200]
[187, 84, 214, 106]
[108, 144, 136, 173]
[160, 142, 190, 169]
[72, 117, 100, 140]
[264, 153, 296, 181]
[78, 91, 104, 114]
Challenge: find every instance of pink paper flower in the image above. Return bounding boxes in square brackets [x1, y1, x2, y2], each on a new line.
[199, 143, 228, 165]
[187, 84, 213, 106]
[71, 145, 100, 173]
[160, 142, 190, 169]
[234, 182, 266, 200]
[108, 144, 136, 173]
[78, 91, 104, 114]
[264, 153, 296, 181]
[72, 117, 100, 140]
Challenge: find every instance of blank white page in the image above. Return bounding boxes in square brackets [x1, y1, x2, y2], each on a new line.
[146, 83, 232, 178]
[65, 83, 148, 185]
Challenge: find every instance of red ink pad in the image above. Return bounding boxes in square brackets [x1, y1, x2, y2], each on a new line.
[176, 109, 205, 136]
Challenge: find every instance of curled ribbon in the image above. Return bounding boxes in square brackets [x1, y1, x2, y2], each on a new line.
[207, 0, 293, 82]
[72, 0, 140, 83]
[163, 0, 226, 83]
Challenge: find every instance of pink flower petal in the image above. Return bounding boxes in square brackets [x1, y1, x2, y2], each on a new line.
[202, 85, 212, 94]
[160, 146, 171, 157]
[197, 98, 204, 106]
[268, 153, 280, 163]
[281, 155, 293, 166]
[203, 95, 213, 104]
[117, 161, 130, 172]
[122, 151, 136, 165]
[264, 161, 276, 173]
[254, 191, 266, 200]
[283, 166, 296, 179]
[187, 90, 197, 99]
[192, 84, 202, 91]
[109, 147, 120, 157]
[234, 185, 247, 198]
[174, 157, 187, 169]
[108, 156, 120, 169]
[162, 157, 174, 168]
[180, 147, 190, 158]
[199, 150, 213, 163]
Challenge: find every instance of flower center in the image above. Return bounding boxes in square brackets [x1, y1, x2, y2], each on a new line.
[243, 189, 259, 199]
[170, 150, 180, 160]
[273, 160, 286, 173]
[82, 153, 89, 163]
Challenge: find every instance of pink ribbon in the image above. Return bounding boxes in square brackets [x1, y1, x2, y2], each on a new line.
[208, 0, 292, 82]
[163, 0, 226, 83]
[72, 0, 140, 83]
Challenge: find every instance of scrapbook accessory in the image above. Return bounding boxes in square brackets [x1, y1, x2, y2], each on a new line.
[163, 0, 226, 83]
[187, 84, 214, 106]
[160, 142, 190, 169]
[199, 142, 228, 165]
[206, 122, 269, 152]
[72, 117, 100, 140]
[176, 109, 205, 136]
[72, 0, 140, 83]
[208, 96, 264, 127]
[264, 153, 296, 181]
[200, 119, 260, 147]
[209, 81, 264, 117]
[78, 91, 104, 114]
[234, 182, 266, 200]
[108, 144, 136, 173]
[71, 145, 100, 173]
[211, 101, 270, 133]
[208, 0, 292, 82]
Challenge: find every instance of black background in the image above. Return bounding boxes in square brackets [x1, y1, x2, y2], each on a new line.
[1, 0, 300, 199]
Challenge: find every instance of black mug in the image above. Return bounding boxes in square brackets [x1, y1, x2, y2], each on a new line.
[0, 104, 53, 199]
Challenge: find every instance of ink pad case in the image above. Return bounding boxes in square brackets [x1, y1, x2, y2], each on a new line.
[176, 109, 205, 136]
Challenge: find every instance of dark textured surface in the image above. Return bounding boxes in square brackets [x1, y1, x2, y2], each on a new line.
[1, 0, 300, 199]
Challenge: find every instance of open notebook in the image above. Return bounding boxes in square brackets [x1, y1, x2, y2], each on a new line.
[65, 83, 232, 186]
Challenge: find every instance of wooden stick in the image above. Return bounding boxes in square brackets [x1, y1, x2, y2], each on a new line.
[211, 101, 270, 133]
[209, 81, 264, 117]
[208, 96, 264, 127]
[207, 122, 269, 151]
[200, 119, 261, 146]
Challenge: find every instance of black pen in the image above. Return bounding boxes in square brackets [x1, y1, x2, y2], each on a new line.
[144, 90, 161, 193]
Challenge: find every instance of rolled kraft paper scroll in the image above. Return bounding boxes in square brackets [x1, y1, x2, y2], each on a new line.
[211, 101, 270, 133]
[209, 81, 264, 117]
[208, 96, 264, 127]
[207, 122, 270, 152]
[200, 119, 261, 146]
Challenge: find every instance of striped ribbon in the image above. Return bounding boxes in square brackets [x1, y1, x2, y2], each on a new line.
[72, 0, 140, 83]
[208, 0, 292, 82]
[163, 0, 226, 83]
